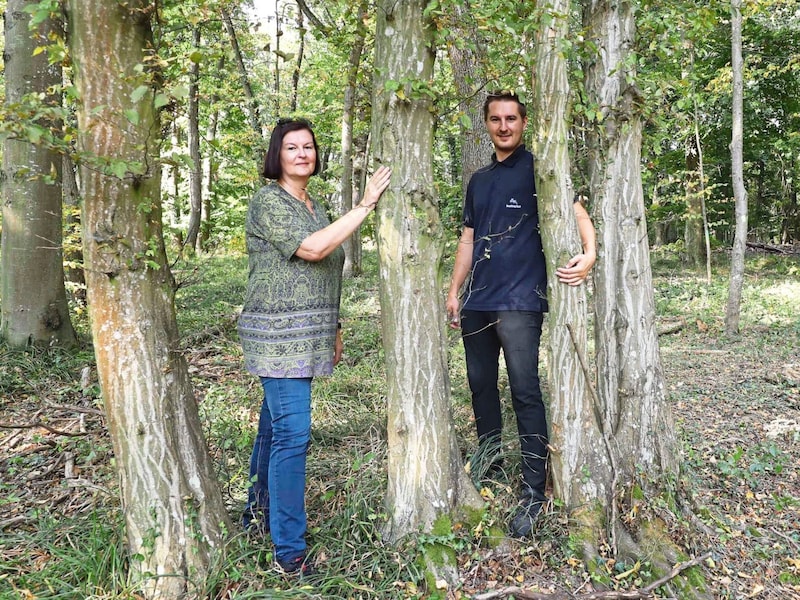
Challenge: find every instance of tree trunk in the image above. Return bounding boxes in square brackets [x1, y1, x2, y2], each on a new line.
[443, 0, 493, 199]
[63, 153, 86, 303]
[340, 0, 368, 277]
[66, 2, 231, 597]
[185, 25, 202, 253]
[222, 7, 261, 135]
[682, 40, 706, 269]
[725, 0, 748, 335]
[371, 0, 481, 553]
[533, 1, 611, 521]
[200, 55, 226, 251]
[584, 1, 707, 594]
[1, 0, 76, 349]
[289, 3, 304, 114]
[584, 0, 679, 492]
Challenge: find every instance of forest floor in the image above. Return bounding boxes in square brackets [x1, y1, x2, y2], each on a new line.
[0, 249, 798, 599]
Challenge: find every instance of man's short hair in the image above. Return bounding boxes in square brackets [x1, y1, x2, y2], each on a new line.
[483, 90, 527, 121]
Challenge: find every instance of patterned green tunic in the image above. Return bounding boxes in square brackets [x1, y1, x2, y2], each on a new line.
[238, 183, 344, 377]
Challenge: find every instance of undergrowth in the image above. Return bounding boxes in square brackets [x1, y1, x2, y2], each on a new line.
[1, 250, 798, 598]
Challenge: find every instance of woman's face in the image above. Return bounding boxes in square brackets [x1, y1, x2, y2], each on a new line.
[280, 129, 317, 180]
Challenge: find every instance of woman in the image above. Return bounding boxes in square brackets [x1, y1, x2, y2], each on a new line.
[237, 118, 391, 576]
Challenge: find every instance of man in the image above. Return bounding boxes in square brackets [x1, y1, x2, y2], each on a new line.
[446, 91, 596, 538]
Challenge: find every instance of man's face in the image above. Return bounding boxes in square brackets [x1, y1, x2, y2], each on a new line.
[485, 99, 527, 161]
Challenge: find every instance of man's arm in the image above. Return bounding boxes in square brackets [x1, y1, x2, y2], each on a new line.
[446, 226, 474, 328]
[556, 201, 597, 286]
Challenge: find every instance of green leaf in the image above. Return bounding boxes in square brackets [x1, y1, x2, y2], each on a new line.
[154, 94, 170, 109]
[131, 85, 150, 103]
[124, 109, 140, 125]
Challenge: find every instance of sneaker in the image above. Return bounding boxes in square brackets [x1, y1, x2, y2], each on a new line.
[277, 554, 316, 578]
[508, 497, 544, 538]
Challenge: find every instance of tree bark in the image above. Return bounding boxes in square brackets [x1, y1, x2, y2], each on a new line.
[222, 7, 261, 135]
[725, 0, 748, 335]
[443, 0, 493, 199]
[184, 25, 202, 253]
[584, 0, 679, 488]
[583, 2, 708, 594]
[1, 0, 77, 348]
[289, 4, 304, 114]
[371, 0, 481, 548]
[66, 2, 231, 597]
[680, 38, 707, 270]
[533, 0, 611, 517]
[339, 0, 368, 277]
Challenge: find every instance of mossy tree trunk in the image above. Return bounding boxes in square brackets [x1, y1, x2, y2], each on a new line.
[67, 2, 231, 597]
[370, 0, 482, 549]
[584, 0, 709, 595]
[532, 1, 613, 531]
[1, 0, 76, 349]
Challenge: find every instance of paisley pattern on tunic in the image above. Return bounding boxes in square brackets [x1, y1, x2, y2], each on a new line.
[238, 182, 344, 378]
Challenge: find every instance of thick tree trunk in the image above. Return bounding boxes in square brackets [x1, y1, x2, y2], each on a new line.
[340, 0, 368, 277]
[584, 1, 707, 595]
[371, 0, 481, 548]
[1, 1, 76, 348]
[533, 1, 612, 519]
[584, 0, 678, 487]
[443, 0, 493, 199]
[67, 2, 231, 597]
[725, 0, 748, 335]
[185, 26, 202, 253]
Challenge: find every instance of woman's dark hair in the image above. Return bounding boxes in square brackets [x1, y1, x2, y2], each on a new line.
[262, 118, 321, 180]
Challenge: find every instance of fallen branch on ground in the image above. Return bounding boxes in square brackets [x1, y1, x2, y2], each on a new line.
[472, 552, 712, 600]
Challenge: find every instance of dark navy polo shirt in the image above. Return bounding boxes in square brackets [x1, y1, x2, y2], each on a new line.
[461, 145, 548, 312]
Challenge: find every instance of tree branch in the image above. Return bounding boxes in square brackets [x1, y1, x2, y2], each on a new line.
[473, 552, 712, 599]
[294, 0, 330, 35]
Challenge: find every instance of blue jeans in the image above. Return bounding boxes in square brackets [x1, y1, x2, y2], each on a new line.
[461, 310, 548, 500]
[244, 377, 311, 563]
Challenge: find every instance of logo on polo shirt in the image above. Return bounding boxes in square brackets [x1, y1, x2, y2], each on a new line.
[506, 197, 522, 209]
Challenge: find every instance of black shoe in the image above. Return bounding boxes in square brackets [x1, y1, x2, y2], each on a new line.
[277, 554, 316, 578]
[508, 498, 544, 538]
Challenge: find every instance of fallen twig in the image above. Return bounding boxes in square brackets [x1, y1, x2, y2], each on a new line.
[0, 420, 90, 437]
[472, 552, 711, 599]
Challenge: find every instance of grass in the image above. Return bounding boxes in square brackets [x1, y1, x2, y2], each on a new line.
[1, 248, 798, 598]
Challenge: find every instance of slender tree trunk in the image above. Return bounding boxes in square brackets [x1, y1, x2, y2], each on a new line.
[533, 0, 611, 521]
[340, 0, 368, 277]
[725, 0, 748, 335]
[371, 0, 481, 555]
[63, 153, 86, 303]
[1, 0, 76, 348]
[185, 26, 202, 253]
[200, 55, 226, 251]
[67, 2, 230, 597]
[683, 39, 706, 269]
[222, 7, 261, 135]
[289, 4, 304, 114]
